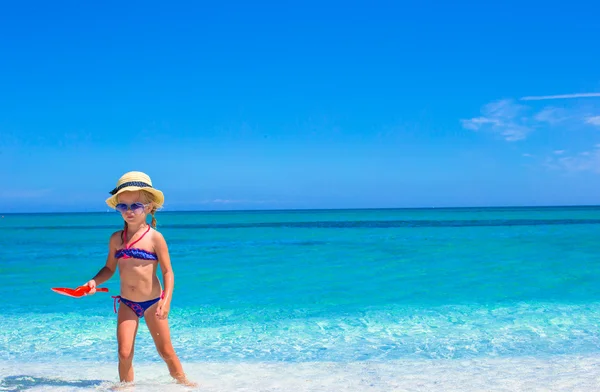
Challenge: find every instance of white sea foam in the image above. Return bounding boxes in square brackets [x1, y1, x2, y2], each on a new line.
[1, 356, 599, 391]
[4, 303, 600, 363]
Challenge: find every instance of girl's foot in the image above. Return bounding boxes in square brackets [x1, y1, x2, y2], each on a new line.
[173, 373, 198, 388]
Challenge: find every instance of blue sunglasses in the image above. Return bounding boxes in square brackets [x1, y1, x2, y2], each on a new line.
[115, 202, 149, 214]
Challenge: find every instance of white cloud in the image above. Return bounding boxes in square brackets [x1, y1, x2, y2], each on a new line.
[460, 99, 533, 141]
[463, 95, 600, 174]
[521, 93, 600, 101]
[534, 107, 569, 124]
[460, 117, 500, 130]
[462, 96, 600, 141]
[500, 125, 533, 142]
[545, 145, 600, 173]
[586, 116, 600, 126]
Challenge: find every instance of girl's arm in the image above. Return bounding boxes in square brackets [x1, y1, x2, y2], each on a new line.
[154, 230, 175, 319]
[85, 231, 120, 294]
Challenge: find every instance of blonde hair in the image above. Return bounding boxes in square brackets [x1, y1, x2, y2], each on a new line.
[141, 190, 160, 229]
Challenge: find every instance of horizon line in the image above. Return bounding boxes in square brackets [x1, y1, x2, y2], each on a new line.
[2, 203, 600, 215]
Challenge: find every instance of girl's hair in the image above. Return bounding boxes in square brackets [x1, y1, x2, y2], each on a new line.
[121, 190, 161, 239]
[141, 189, 160, 229]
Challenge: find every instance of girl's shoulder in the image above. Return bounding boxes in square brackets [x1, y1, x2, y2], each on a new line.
[109, 229, 123, 239]
[149, 227, 168, 246]
[108, 230, 124, 248]
[150, 226, 164, 239]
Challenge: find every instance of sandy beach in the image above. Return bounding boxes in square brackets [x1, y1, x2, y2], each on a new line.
[2, 355, 600, 391]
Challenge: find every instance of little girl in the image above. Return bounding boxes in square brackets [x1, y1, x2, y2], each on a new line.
[84, 171, 195, 387]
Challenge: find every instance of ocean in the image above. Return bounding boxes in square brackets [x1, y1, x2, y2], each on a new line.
[1, 206, 600, 391]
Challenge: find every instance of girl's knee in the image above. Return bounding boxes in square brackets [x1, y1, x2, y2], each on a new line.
[118, 347, 135, 362]
[157, 345, 177, 361]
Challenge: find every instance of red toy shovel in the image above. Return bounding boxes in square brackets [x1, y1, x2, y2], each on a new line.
[51, 286, 109, 298]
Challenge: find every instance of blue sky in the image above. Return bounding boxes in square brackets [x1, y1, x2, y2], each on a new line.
[1, 0, 600, 212]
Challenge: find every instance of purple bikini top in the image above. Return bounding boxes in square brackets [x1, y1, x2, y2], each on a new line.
[115, 225, 158, 261]
[115, 247, 158, 260]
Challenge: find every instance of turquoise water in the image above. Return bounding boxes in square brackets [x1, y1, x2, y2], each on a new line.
[2, 206, 600, 390]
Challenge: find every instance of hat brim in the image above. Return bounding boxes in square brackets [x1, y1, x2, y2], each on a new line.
[106, 186, 165, 209]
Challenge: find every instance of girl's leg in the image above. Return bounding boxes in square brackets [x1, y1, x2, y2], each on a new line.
[144, 304, 193, 385]
[117, 304, 140, 383]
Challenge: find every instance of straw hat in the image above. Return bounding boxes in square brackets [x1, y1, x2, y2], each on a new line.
[105, 171, 165, 209]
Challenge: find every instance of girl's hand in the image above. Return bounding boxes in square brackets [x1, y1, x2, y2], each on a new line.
[84, 279, 97, 295]
[155, 300, 170, 320]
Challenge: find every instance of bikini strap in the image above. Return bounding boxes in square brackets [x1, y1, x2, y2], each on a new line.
[124, 225, 151, 249]
[112, 295, 121, 313]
